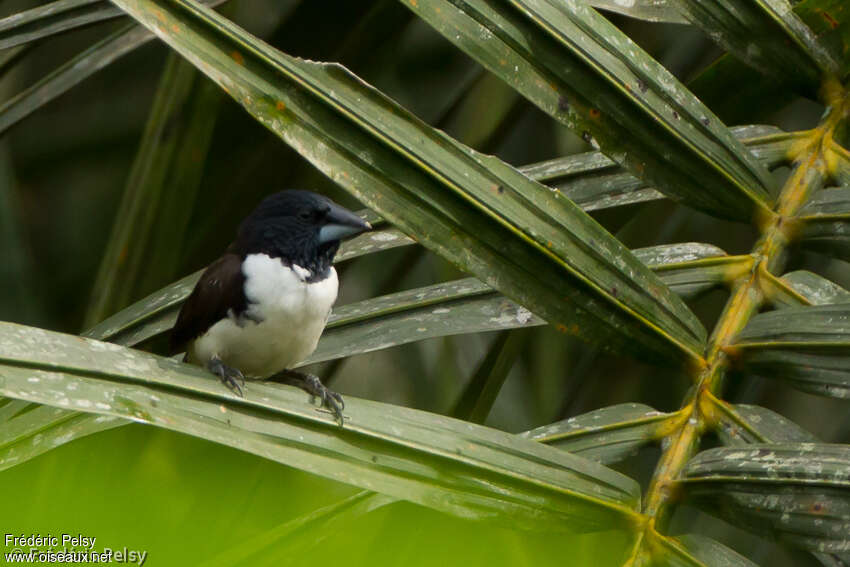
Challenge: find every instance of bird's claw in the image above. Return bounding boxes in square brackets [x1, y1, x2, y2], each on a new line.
[221, 371, 245, 397]
[209, 357, 245, 397]
[304, 374, 345, 426]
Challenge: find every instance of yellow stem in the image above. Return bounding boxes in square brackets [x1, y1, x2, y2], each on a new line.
[640, 80, 850, 532]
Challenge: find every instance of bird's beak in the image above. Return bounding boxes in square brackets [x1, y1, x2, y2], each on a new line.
[318, 203, 372, 243]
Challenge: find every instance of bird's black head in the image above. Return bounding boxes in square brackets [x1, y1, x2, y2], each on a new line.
[235, 190, 371, 279]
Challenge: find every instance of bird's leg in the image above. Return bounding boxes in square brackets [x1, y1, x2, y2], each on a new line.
[208, 355, 245, 397]
[270, 369, 345, 426]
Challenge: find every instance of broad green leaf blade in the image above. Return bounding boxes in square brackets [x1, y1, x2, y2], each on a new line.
[633, 244, 750, 299]
[588, 0, 688, 24]
[709, 401, 818, 445]
[108, 0, 707, 363]
[0, 406, 123, 470]
[793, 0, 850, 77]
[686, 1, 850, 125]
[451, 329, 530, 424]
[520, 125, 795, 213]
[813, 552, 850, 567]
[0, 23, 150, 135]
[682, 444, 850, 553]
[0, 322, 640, 531]
[781, 270, 850, 305]
[798, 187, 850, 262]
[84, 53, 221, 329]
[311, 245, 736, 363]
[632, 243, 729, 266]
[334, 228, 413, 262]
[799, 187, 850, 214]
[674, 535, 758, 567]
[672, 0, 840, 91]
[210, 405, 666, 566]
[306, 279, 542, 365]
[0, 0, 122, 50]
[762, 270, 813, 309]
[687, 52, 792, 126]
[402, 0, 775, 221]
[733, 304, 850, 398]
[0, 398, 31, 423]
[520, 403, 679, 464]
[0, 0, 227, 137]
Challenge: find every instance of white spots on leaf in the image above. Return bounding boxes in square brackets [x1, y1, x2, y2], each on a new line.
[516, 307, 533, 324]
[371, 232, 400, 242]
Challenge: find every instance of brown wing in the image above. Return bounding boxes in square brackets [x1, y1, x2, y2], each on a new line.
[169, 253, 246, 355]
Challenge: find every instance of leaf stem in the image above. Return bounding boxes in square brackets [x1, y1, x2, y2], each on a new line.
[640, 78, 850, 530]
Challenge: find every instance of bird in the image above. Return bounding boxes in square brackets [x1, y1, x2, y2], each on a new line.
[169, 190, 371, 425]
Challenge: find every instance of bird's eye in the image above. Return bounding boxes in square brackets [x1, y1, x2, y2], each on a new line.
[298, 209, 313, 220]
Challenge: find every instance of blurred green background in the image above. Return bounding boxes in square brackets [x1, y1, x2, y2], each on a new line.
[1, 0, 849, 565]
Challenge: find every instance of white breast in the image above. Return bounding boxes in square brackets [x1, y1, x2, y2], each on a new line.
[189, 253, 338, 378]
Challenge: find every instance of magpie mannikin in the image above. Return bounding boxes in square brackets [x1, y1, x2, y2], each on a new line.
[170, 190, 371, 424]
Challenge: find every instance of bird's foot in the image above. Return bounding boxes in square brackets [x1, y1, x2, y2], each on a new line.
[208, 356, 245, 397]
[272, 370, 345, 426]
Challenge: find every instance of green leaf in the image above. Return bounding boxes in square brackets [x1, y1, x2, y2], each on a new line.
[781, 270, 850, 305]
[0, 23, 150, 135]
[633, 244, 750, 299]
[402, 0, 775, 221]
[674, 534, 759, 567]
[682, 444, 850, 553]
[762, 270, 813, 309]
[0, 0, 227, 137]
[520, 403, 679, 464]
[687, 54, 793, 126]
[733, 304, 850, 398]
[686, 0, 850, 125]
[307, 279, 542, 365]
[84, 53, 222, 328]
[451, 329, 530, 424]
[813, 552, 850, 567]
[108, 0, 707, 363]
[632, 243, 728, 266]
[799, 187, 850, 215]
[710, 402, 818, 445]
[671, 0, 840, 91]
[0, 405, 123, 470]
[0, 322, 640, 531]
[793, 0, 850, 76]
[798, 187, 850, 262]
[521, 125, 795, 213]
[587, 0, 688, 24]
[0, 0, 122, 50]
